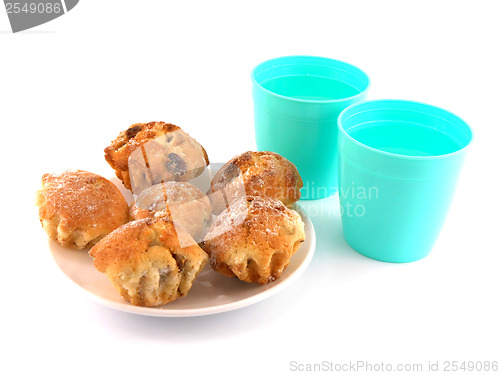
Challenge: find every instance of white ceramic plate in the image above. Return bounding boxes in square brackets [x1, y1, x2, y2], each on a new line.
[48, 166, 316, 317]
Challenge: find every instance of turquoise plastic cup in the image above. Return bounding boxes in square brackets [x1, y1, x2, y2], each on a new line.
[337, 99, 473, 263]
[251, 56, 370, 200]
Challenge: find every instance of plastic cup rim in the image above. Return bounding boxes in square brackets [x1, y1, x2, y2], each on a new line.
[251, 55, 371, 104]
[337, 99, 474, 161]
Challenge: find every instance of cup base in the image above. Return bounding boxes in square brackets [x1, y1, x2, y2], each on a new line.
[345, 236, 432, 263]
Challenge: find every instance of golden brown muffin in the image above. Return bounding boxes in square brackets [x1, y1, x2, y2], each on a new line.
[203, 196, 305, 284]
[89, 218, 208, 307]
[104, 122, 209, 194]
[130, 181, 212, 243]
[208, 151, 302, 214]
[35, 170, 129, 249]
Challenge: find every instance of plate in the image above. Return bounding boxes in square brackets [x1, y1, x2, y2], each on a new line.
[48, 166, 316, 317]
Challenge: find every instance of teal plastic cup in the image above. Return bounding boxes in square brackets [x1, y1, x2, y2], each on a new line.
[251, 56, 370, 200]
[338, 99, 473, 263]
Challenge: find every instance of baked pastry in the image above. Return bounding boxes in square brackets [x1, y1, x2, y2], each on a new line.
[35, 170, 129, 249]
[203, 195, 305, 284]
[208, 151, 302, 214]
[89, 218, 208, 307]
[130, 181, 211, 243]
[104, 121, 209, 194]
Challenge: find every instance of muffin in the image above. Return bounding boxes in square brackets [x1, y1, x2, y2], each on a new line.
[104, 121, 209, 194]
[89, 218, 208, 307]
[130, 181, 212, 243]
[203, 195, 305, 284]
[35, 170, 129, 249]
[208, 151, 302, 214]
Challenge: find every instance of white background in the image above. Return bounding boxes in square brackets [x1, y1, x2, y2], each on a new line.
[1, 1, 499, 374]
